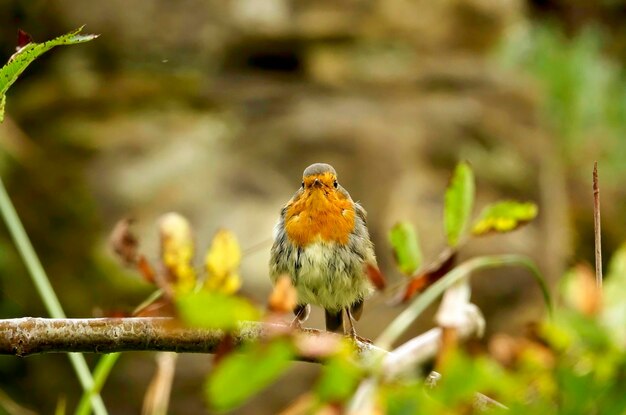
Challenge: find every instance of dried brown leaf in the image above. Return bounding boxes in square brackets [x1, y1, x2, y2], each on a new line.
[16, 29, 33, 50]
[141, 352, 178, 415]
[109, 218, 139, 266]
[137, 255, 156, 284]
[213, 333, 236, 366]
[279, 393, 317, 415]
[365, 264, 386, 291]
[488, 328, 555, 370]
[564, 263, 602, 316]
[488, 333, 520, 367]
[133, 297, 175, 318]
[268, 275, 298, 314]
[401, 250, 457, 302]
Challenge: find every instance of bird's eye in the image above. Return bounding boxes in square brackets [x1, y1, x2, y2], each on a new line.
[333, 180, 338, 188]
[301, 181, 304, 188]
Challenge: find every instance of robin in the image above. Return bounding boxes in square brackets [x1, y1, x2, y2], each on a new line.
[270, 163, 376, 336]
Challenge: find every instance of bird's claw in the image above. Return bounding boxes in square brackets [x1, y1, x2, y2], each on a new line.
[344, 332, 372, 344]
[289, 318, 304, 331]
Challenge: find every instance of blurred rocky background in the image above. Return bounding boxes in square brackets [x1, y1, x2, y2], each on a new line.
[0, 0, 625, 413]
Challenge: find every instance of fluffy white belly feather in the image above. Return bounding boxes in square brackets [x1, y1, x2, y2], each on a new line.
[294, 241, 369, 311]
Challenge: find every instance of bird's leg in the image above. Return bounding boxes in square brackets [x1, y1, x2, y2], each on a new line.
[290, 304, 310, 330]
[289, 317, 301, 329]
[344, 308, 372, 343]
[345, 307, 357, 339]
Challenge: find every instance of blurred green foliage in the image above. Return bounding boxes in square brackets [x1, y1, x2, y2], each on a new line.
[0, 4, 625, 413]
[315, 350, 364, 404]
[176, 291, 259, 331]
[388, 222, 422, 276]
[498, 24, 626, 182]
[375, 246, 626, 414]
[472, 201, 538, 236]
[205, 339, 295, 412]
[444, 162, 475, 248]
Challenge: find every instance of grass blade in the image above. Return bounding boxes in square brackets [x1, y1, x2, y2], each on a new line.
[75, 354, 121, 415]
[0, 177, 108, 415]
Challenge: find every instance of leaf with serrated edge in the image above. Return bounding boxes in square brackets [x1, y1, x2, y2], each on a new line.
[444, 162, 475, 247]
[0, 95, 5, 123]
[0, 26, 98, 122]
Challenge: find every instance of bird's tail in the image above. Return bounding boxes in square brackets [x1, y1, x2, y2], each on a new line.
[325, 309, 343, 332]
[325, 299, 365, 333]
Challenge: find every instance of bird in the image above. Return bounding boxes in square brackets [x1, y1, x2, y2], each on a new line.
[269, 163, 376, 337]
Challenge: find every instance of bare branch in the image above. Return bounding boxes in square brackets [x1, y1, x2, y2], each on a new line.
[0, 317, 383, 361]
[0, 317, 508, 410]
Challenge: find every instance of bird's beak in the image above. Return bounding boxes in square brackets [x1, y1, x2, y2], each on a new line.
[313, 178, 322, 188]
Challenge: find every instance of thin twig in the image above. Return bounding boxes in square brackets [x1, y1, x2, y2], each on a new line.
[593, 162, 602, 289]
[142, 352, 178, 415]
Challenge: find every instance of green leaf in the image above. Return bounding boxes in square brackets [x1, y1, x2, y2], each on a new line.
[603, 243, 626, 344]
[444, 162, 475, 247]
[472, 201, 538, 236]
[316, 354, 363, 402]
[176, 291, 260, 330]
[389, 222, 422, 275]
[206, 339, 294, 411]
[0, 26, 98, 122]
[1, 170, 108, 415]
[383, 382, 430, 415]
[75, 353, 121, 415]
[0, 95, 5, 123]
[55, 396, 67, 415]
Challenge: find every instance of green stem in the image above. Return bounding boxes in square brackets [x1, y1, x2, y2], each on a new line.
[75, 354, 121, 415]
[0, 177, 108, 415]
[375, 255, 551, 350]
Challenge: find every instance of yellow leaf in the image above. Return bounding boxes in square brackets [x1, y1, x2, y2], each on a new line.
[159, 212, 196, 294]
[205, 229, 242, 294]
[472, 201, 538, 236]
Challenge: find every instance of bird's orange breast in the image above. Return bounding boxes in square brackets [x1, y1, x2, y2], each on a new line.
[284, 189, 355, 247]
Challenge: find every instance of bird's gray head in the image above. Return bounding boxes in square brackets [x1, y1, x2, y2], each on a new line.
[303, 163, 337, 179]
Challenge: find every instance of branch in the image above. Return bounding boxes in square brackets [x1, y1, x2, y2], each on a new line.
[0, 317, 384, 360]
[2, 316, 507, 410]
